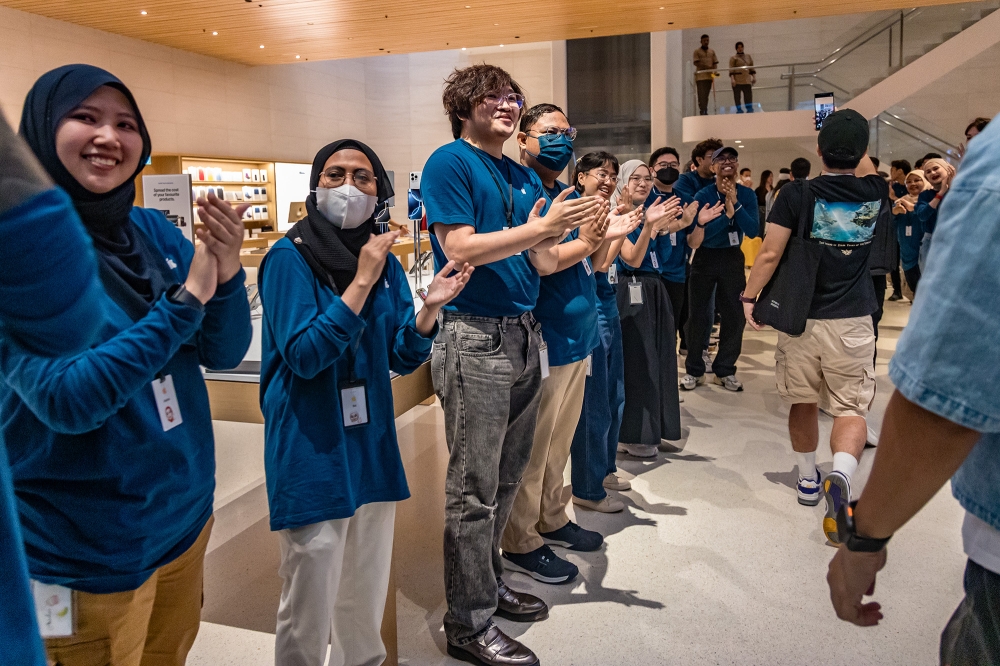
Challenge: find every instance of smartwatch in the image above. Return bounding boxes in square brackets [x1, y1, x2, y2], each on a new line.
[837, 501, 892, 552]
[167, 283, 206, 312]
[738, 291, 756, 304]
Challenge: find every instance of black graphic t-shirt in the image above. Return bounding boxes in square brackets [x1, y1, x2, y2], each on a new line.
[768, 174, 889, 320]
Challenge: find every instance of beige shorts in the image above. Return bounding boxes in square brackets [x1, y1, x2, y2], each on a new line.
[775, 316, 876, 418]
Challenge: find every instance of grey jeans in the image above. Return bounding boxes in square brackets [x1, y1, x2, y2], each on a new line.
[432, 311, 543, 645]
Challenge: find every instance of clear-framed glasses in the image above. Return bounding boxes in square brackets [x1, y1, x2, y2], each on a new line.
[629, 174, 654, 184]
[483, 92, 525, 110]
[585, 169, 618, 185]
[653, 160, 680, 170]
[528, 126, 578, 140]
[319, 167, 377, 189]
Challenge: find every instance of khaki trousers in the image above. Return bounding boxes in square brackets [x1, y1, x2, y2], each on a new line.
[502, 359, 588, 554]
[44, 516, 214, 666]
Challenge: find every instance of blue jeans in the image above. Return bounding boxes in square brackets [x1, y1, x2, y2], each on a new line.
[570, 314, 625, 501]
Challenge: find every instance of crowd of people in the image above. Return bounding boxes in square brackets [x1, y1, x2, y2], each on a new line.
[0, 59, 997, 666]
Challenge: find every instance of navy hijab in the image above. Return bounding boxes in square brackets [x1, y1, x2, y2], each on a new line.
[20, 64, 160, 304]
[286, 139, 394, 294]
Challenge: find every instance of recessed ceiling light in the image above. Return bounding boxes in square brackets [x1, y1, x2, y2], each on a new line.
[295, 55, 300, 59]
[659, 6, 664, 8]
[259, 44, 264, 48]
[212, 31, 218, 35]
[461, 47, 467, 50]
[140, 10, 147, 14]
[499, 44, 504, 47]
[735, 140, 742, 143]
[494, 22, 499, 25]
[465, 4, 471, 7]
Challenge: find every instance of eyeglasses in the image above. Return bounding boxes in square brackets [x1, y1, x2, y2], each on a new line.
[629, 175, 654, 184]
[584, 170, 618, 184]
[483, 92, 525, 110]
[654, 161, 680, 169]
[713, 156, 738, 164]
[319, 167, 377, 189]
[528, 127, 578, 140]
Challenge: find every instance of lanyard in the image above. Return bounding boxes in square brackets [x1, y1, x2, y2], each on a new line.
[461, 139, 514, 228]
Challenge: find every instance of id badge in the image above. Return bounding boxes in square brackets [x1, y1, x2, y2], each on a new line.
[539, 342, 550, 380]
[608, 264, 618, 284]
[586, 354, 593, 377]
[340, 380, 370, 428]
[650, 251, 659, 269]
[670, 232, 678, 246]
[629, 281, 643, 305]
[32, 581, 73, 638]
[582, 257, 593, 275]
[152, 375, 182, 432]
[905, 226, 912, 237]
[729, 231, 740, 246]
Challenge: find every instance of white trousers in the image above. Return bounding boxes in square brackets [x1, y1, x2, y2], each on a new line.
[274, 502, 396, 666]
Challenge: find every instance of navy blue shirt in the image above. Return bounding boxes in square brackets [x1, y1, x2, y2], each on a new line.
[533, 185, 599, 366]
[914, 189, 941, 234]
[645, 187, 689, 282]
[673, 171, 716, 205]
[422, 140, 547, 317]
[0, 188, 105, 666]
[693, 182, 760, 248]
[1, 206, 252, 594]
[895, 209, 923, 270]
[259, 240, 433, 531]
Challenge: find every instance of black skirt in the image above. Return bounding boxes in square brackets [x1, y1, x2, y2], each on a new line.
[616, 272, 682, 444]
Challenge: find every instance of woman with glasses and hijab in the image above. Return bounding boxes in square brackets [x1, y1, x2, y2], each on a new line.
[258, 139, 472, 666]
[613, 160, 695, 458]
[5, 64, 252, 665]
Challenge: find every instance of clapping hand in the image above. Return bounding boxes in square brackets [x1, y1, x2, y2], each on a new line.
[646, 196, 683, 234]
[578, 201, 612, 248]
[717, 178, 737, 217]
[532, 188, 602, 237]
[680, 200, 700, 228]
[194, 191, 251, 283]
[355, 231, 400, 288]
[423, 260, 474, 310]
[698, 200, 726, 226]
[605, 204, 643, 240]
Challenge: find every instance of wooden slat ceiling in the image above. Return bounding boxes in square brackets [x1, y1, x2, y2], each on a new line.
[0, 0, 968, 65]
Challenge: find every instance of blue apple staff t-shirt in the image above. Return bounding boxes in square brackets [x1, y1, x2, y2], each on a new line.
[644, 187, 689, 283]
[422, 139, 548, 317]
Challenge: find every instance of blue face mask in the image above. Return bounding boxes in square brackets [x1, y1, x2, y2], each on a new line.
[528, 133, 575, 172]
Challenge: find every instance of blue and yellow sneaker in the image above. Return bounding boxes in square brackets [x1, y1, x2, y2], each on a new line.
[823, 471, 851, 544]
[796, 470, 822, 506]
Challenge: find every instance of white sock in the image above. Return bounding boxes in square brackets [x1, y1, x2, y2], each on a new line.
[832, 452, 859, 485]
[795, 452, 816, 480]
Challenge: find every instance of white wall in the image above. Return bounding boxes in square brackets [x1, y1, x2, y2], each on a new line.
[0, 5, 557, 222]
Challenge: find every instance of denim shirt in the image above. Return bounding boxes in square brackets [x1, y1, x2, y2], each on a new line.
[888, 117, 1000, 531]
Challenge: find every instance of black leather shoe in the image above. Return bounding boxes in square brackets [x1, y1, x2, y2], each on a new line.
[447, 625, 540, 666]
[494, 578, 548, 622]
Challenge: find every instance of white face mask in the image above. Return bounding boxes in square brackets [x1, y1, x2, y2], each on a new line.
[315, 184, 378, 230]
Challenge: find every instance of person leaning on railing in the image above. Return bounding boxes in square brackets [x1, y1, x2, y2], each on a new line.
[729, 42, 756, 113]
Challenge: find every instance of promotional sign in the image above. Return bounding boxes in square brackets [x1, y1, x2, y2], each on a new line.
[142, 174, 194, 243]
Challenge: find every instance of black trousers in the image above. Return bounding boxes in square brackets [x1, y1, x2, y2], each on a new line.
[662, 278, 687, 350]
[890, 256, 903, 295]
[904, 265, 921, 294]
[733, 84, 753, 111]
[696, 79, 713, 115]
[940, 559, 1000, 666]
[685, 247, 746, 378]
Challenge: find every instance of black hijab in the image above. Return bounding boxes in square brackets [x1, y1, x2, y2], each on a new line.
[287, 139, 394, 294]
[20, 64, 160, 304]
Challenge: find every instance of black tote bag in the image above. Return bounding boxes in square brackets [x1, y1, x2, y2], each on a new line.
[753, 180, 823, 336]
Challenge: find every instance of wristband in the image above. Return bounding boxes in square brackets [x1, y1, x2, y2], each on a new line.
[934, 193, 944, 201]
[167, 283, 206, 312]
[738, 291, 756, 304]
[837, 500, 892, 552]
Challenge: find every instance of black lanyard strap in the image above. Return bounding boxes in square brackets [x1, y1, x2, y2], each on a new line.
[461, 139, 514, 228]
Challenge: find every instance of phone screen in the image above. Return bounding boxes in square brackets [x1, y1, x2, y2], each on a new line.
[814, 93, 835, 131]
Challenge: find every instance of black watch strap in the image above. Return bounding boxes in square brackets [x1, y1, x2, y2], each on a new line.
[167, 284, 206, 312]
[837, 500, 891, 552]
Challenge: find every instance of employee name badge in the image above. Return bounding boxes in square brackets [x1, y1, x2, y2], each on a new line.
[729, 231, 740, 247]
[340, 380, 370, 428]
[539, 341, 550, 380]
[32, 581, 73, 638]
[629, 279, 643, 305]
[152, 375, 182, 432]
[650, 251, 659, 269]
[906, 226, 912, 237]
[582, 257, 593, 275]
[586, 354, 593, 377]
[670, 232, 678, 247]
[608, 264, 618, 284]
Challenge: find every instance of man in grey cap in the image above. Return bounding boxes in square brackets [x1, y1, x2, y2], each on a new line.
[741, 109, 889, 543]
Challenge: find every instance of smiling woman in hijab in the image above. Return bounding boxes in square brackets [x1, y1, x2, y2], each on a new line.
[612, 160, 689, 457]
[258, 139, 472, 666]
[4, 64, 252, 666]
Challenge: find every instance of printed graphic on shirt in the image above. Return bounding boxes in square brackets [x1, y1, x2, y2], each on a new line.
[811, 198, 879, 244]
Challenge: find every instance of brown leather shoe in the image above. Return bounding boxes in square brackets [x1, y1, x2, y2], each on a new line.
[494, 578, 548, 622]
[447, 624, 540, 666]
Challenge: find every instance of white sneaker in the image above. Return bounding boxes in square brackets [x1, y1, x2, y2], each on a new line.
[713, 375, 743, 392]
[573, 495, 625, 513]
[702, 351, 713, 374]
[603, 473, 631, 491]
[865, 425, 879, 447]
[617, 443, 657, 458]
[680, 374, 705, 391]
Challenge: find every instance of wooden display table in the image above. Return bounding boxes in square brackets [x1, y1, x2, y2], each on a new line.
[390, 237, 432, 271]
[203, 362, 434, 665]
